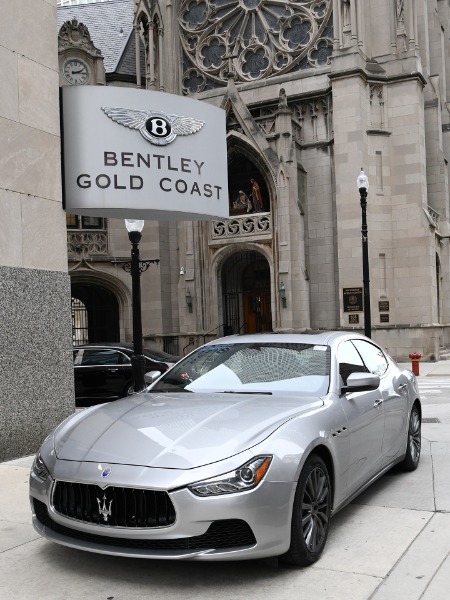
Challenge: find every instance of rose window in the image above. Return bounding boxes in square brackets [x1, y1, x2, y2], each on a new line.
[180, 0, 333, 93]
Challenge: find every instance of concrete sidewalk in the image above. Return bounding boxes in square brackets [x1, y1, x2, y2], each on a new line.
[1, 366, 450, 600]
[398, 359, 450, 376]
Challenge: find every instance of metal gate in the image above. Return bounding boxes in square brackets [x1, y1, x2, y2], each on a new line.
[72, 297, 89, 345]
[222, 251, 272, 334]
[71, 284, 120, 344]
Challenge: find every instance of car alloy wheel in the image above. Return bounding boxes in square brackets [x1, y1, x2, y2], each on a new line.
[123, 382, 135, 397]
[399, 404, 421, 471]
[282, 454, 331, 566]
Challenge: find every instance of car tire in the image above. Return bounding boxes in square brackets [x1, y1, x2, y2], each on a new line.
[123, 382, 135, 397]
[281, 454, 331, 567]
[398, 404, 421, 471]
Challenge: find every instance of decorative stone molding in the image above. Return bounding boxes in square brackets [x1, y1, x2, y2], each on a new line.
[67, 232, 108, 256]
[424, 206, 440, 230]
[58, 19, 102, 57]
[180, 0, 333, 92]
[210, 213, 272, 242]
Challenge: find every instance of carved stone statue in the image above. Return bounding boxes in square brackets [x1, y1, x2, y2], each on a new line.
[342, 0, 351, 28]
[278, 88, 288, 109]
[396, 0, 405, 30]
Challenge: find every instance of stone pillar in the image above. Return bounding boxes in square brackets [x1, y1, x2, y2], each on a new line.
[135, 24, 141, 88]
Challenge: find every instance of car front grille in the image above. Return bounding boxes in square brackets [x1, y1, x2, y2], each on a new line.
[52, 481, 176, 528]
[34, 499, 256, 551]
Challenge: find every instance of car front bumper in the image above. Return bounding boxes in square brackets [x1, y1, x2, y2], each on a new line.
[30, 458, 295, 561]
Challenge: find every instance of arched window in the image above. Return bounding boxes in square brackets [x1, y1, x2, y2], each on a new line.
[135, 7, 164, 91]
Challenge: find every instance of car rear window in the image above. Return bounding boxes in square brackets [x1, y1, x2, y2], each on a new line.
[80, 350, 123, 366]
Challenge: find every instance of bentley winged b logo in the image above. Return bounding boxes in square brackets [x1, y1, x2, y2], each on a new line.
[101, 106, 205, 146]
[97, 494, 113, 523]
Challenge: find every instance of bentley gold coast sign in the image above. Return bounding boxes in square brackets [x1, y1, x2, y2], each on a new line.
[61, 86, 228, 220]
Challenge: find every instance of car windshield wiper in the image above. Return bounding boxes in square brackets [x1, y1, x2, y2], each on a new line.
[222, 390, 273, 395]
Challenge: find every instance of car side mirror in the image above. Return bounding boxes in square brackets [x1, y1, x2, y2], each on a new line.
[144, 370, 162, 385]
[341, 372, 380, 394]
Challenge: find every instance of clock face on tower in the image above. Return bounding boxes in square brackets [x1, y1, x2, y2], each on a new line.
[63, 59, 90, 85]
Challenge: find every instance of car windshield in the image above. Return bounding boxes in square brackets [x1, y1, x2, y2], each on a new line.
[150, 342, 330, 395]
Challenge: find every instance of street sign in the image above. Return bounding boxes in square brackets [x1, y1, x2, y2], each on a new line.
[61, 86, 229, 220]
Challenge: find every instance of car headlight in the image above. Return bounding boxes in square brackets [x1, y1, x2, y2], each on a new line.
[31, 452, 51, 481]
[188, 456, 272, 497]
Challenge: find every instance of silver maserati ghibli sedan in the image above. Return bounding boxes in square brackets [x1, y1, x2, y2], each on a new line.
[30, 332, 421, 566]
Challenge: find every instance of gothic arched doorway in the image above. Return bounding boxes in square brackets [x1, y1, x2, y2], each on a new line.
[71, 283, 120, 344]
[222, 251, 272, 334]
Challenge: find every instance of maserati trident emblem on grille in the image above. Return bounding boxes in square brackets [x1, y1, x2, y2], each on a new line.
[97, 494, 113, 522]
[101, 106, 204, 146]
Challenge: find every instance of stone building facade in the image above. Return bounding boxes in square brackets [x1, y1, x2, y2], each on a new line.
[0, 0, 74, 460]
[59, 0, 450, 362]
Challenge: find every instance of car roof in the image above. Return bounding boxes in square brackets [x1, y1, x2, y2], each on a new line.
[204, 331, 368, 346]
[72, 343, 177, 363]
[74, 343, 133, 351]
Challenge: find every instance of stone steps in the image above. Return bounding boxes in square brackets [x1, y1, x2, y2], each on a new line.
[439, 347, 450, 360]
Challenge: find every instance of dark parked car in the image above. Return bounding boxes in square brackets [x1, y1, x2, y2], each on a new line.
[73, 344, 178, 405]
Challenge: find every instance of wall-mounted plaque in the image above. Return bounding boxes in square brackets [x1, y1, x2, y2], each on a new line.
[379, 301, 389, 312]
[343, 288, 363, 312]
[349, 314, 359, 324]
[380, 314, 389, 323]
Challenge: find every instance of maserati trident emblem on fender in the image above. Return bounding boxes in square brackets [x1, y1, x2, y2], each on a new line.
[97, 495, 113, 522]
[101, 106, 205, 146]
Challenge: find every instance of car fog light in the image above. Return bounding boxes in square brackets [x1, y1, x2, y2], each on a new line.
[188, 456, 272, 497]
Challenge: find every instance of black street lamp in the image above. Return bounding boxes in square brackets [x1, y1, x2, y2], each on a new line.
[115, 219, 161, 394]
[357, 169, 371, 338]
[125, 219, 146, 392]
[111, 222, 160, 391]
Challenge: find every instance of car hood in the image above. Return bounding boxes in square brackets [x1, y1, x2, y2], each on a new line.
[55, 392, 323, 469]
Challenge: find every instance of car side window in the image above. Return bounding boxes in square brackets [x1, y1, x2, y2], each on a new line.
[81, 350, 120, 366]
[337, 340, 368, 384]
[117, 352, 131, 365]
[352, 340, 389, 377]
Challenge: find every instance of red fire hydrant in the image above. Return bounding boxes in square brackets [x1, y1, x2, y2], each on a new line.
[409, 352, 422, 376]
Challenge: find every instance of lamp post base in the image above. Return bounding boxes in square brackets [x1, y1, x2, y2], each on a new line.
[131, 354, 147, 393]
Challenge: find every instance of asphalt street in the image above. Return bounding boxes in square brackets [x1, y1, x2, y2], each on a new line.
[1, 361, 449, 600]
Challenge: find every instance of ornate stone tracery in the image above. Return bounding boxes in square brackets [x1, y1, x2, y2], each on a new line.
[211, 213, 272, 240]
[67, 232, 108, 256]
[180, 0, 333, 93]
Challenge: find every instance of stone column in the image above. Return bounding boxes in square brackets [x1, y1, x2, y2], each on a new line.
[135, 24, 141, 88]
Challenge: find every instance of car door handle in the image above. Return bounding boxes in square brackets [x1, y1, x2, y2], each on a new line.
[107, 368, 119, 373]
[374, 398, 383, 407]
[398, 383, 408, 391]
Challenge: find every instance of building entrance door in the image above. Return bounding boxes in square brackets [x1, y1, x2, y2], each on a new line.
[242, 291, 272, 333]
[222, 251, 272, 334]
